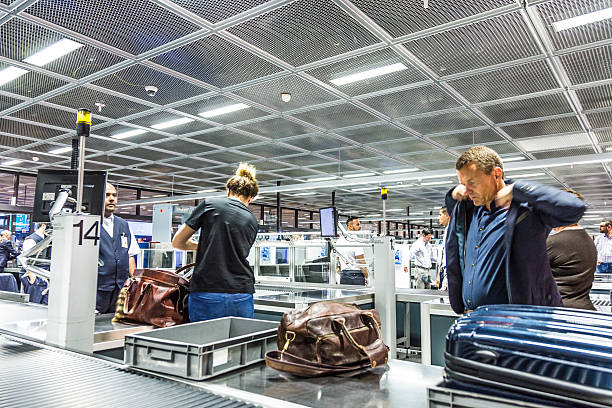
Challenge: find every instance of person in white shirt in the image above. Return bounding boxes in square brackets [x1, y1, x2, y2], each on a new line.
[595, 219, 612, 274]
[96, 183, 141, 313]
[335, 217, 368, 286]
[409, 228, 434, 289]
[435, 207, 449, 290]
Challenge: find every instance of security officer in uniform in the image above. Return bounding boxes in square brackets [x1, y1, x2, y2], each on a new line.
[97, 183, 140, 313]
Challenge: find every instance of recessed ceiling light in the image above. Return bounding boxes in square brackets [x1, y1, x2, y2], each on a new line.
[197, 189, 216, 193]
[607, 147, 612, 152]
[505, 172, 546, 178]
[502, 156, 526, 162]
[383, 168, 419, 174]
[24, 38, 83, 66]
[151, 117, 195, 129]
[386, 209, 404, 212]
[0, 66, 28, 86]
[49, 146, 72, 154]
[352, 187, 379, 192]
[330, 63, 408, 86]
[421, 180, 453, 186]
[553, 7, 612, 31]
[2, 159, 23, 166]
[517, 133, 591, 152]
[32, 156, 39, 162]
[307, 176, 337, 182]
[198, 103, 249, 118]
[343, 172, 375, 178]
[293, 192, 317, 196]
[111, 129, 148, 139]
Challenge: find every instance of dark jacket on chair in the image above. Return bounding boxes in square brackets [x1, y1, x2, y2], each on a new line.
[445, 179, 586, 315]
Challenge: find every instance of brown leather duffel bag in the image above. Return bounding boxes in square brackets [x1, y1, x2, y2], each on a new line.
[113, 264, 192, 328]
[265, 301, 389, 376]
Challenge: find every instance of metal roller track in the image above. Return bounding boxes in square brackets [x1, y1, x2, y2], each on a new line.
[0, 336, 254, 408]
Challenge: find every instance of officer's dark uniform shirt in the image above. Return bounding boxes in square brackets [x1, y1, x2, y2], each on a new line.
[98, 214, 131, 291]
[186, 197, 258, 294]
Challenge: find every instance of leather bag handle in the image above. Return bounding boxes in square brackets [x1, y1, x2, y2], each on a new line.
[175, 263, 195, 275]
[332, 312, 388, 368]
[265, 350, 372, 377]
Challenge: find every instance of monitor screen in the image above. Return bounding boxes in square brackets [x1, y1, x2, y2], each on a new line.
[32, 170, 107, 222]
[319, 207, 338, 237]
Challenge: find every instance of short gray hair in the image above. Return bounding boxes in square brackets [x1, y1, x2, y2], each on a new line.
[456, 146, 503, 175]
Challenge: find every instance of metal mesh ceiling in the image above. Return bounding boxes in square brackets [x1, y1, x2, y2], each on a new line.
[1, 0, 611, 217]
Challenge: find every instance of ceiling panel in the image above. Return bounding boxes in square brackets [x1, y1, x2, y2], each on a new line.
[403, 12, 541, 76]
[400, 109, 484, 135]
[0, 117, 64, 139]
[127, 111, 214, 134]
[235, 117, 314, 139]
[479, 93, 573, 124]
[25, 0, 201, 55]
[537, 0, 612, 51]
[336, 123, 409, 144]
[292, 103, 379, 129]
[500, 116, 583, 138]
[174, 95, 269, 124]
[152, 138, 216, 155]
[285, 134, 354, 151]
[361, 85, 460, 118]
[560, 44, 612, 84]
[187, 129, 262, 148]
[227, 0, 380, 67]
[306, 48, 426, 97]
[368, 138, 435, 155]
[10, 104, 99, 129]
[169, 0, 274, 23]
[234, 75, 338, 112]
[151, 35, 283, 88]
[586, 110, 612, 129]
[448, 60, 558, 103]
[46, 87, 152, 119]
[93, 124, 167, 143]
[431, 128, 504, 148]
[350, 0, 514, 38]
[576, 83, 612, 111]
[237, 144, 303, 158]
[0, 62, 68, 98]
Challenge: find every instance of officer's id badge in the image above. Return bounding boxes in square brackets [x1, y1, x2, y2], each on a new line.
[121, 234, 128, 248]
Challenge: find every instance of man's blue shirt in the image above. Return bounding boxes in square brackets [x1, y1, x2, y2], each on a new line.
[462, 200, 509, 310]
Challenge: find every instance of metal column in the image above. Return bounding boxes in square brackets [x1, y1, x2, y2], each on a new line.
[373, 235, 396, 359]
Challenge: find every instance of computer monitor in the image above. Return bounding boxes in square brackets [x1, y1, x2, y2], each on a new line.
[319, 207, 338, 237]
[32, 170, 107, 222]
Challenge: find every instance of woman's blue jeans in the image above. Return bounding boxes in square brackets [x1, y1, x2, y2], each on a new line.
[188, 292, 254, 322]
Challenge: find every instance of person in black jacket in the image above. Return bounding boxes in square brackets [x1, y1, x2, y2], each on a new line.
[546, 190, 596, 310]
[0, 230, 20, 273]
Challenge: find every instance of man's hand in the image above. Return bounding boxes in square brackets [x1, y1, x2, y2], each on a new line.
[495, 183, 514, 209]
[451, 184, 469, 201]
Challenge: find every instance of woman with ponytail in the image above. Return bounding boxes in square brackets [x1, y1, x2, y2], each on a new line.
[172, 163, 259, 322]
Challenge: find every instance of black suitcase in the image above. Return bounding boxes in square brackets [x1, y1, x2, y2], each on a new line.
[445, 305, 612, 407]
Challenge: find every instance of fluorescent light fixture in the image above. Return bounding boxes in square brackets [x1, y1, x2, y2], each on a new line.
[505, 172, 545, 178]
[198, 103, 249, 118]
[24, 39, 83, 66]
[111, 129, 148, 139]
[553, 7, 612, 31]
[292, 192, 317, 196]
[421, 180, 453, 186]
[383, 168, 419, 174]
[386, 209, 404, 212]
[502, 156, 526, 162]
[49, 146, 72, 154]
[517, 133, 590, 152]
[2, 159, 23, 166]
[607, 147, 612, 152]
[343, 172, 375, 178]
[151, 117, 195, 129]
[352, 187, 380, 192]
[330, 63, 408, 86]
[410, 212, 424, 215]
[197, 189, 216, 193]
[307, 176, 337, 182]
[0, 66, 28, 86]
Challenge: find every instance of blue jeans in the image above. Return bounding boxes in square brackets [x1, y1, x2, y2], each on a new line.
[597, 262, 612, 273]
[188, 292, 254, 322]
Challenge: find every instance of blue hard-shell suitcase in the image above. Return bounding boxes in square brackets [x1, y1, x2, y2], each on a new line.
[445, 304, 612, 407]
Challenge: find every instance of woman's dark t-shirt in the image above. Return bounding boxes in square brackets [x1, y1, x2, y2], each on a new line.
[546, 228, 596, 310]
[185, 197, 258, 293]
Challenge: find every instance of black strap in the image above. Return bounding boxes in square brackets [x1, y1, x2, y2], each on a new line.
[265, 350, 372, 377]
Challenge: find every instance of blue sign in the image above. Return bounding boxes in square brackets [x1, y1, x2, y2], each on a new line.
[394, 249, 402, 265]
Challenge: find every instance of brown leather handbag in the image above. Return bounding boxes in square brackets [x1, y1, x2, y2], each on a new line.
[265, 301, 389, 376]
[113, 264, 192, 328]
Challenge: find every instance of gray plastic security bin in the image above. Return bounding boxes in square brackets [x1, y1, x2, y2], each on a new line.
[124, 317, 279, 380]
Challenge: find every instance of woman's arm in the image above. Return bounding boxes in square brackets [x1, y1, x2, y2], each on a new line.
[172, 224, 198, 251]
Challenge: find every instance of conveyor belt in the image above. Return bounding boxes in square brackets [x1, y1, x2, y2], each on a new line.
[0, 336, 254, 408]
